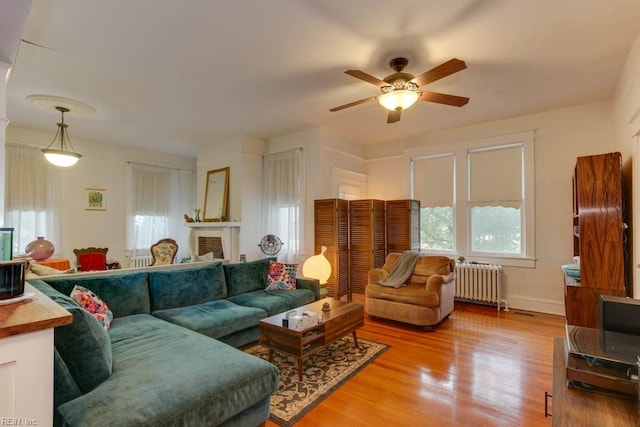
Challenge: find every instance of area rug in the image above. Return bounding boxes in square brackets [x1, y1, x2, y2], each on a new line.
[245, 336, 389, 426]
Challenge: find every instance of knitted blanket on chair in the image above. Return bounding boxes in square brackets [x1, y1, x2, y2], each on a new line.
[378, 251, 420, 288]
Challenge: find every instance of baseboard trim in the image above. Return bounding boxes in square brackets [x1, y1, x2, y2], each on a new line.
[506, 294, 565, 316]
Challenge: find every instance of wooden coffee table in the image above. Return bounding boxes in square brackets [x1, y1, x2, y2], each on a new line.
[259, 299, 364, 380]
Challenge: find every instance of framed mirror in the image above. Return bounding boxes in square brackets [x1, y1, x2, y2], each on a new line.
[203, 167, 229, 221]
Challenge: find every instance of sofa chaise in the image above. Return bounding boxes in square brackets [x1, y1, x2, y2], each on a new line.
[29, 257, 320, 427]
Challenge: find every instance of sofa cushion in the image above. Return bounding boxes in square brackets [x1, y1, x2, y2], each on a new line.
[56, 314, 279, 426]
[43, 271, 150, 318]
[223, 257, 273, 297]
[70, 285, 114, 330]
[153, 299, 267, 339]
[228, 288, 315, 316]
[30, 279, 114, 393]
[148, 262, 227, 311]
[365, 283, 440, 307]
[53, 347, 82, 407]
[265, 261, 297, 290]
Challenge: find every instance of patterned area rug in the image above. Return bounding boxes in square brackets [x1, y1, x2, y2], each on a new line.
[246, 336, 389, 426]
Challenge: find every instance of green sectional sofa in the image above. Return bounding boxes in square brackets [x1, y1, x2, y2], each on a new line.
[29, 258, 320, 427]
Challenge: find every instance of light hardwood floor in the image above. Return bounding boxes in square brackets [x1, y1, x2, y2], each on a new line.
[266, 294, 566, 427]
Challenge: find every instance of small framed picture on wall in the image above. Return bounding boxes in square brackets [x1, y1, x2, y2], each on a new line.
[85, 188, 107, 211]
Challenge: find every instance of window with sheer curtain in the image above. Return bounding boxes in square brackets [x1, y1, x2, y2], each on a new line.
[262, 148, 304, 264]
[126, 163, 195, 262]
[4, 143, 62, 255]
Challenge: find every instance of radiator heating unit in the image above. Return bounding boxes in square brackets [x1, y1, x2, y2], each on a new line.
[455, 263, 508, 311]
[130, 255, 153, 268]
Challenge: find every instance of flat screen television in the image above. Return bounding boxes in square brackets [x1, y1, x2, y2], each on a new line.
[599, 295, 640, 336]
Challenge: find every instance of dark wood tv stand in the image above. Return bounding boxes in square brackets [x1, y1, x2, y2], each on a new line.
[551, 337, 638, 426]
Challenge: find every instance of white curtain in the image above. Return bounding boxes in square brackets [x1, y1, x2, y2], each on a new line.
[262, 148, 304, 264]
[4, 143, 62, 255]
[126, 163, 195, 261]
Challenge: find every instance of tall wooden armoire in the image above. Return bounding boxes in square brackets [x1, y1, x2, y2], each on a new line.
[313, 199, 350, 300]
[565, 152, 627, 328]
[385, 199, 420, 253]
[349, 199, 386, 295]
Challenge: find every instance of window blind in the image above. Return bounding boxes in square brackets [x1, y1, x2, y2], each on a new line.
[412, 154, 454, 208]
[469, 144, 522, 208]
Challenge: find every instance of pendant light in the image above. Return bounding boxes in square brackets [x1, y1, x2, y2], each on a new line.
[42, 106, 82, 167]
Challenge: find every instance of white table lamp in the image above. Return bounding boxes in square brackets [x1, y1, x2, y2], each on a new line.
[302, 246, 331, 284]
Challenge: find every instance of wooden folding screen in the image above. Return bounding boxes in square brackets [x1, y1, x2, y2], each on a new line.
[385, 199, 420, 253]
[313, 199, 350, 300]
[313, 198, 419, 299]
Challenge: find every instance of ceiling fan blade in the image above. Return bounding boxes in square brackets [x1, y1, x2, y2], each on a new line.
[411, 58, 467, 87]
[345, 70, 388, 87]
[387, 109, 401, 124]
[329, 96, 377, 112]
[419, 91, 470, 107]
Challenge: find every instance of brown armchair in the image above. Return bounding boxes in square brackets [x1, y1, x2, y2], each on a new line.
[365, 252, 456, 329]
[150, 238, 179, 266]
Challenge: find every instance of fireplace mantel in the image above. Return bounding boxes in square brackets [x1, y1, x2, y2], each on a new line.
[185, 222, 241, 262]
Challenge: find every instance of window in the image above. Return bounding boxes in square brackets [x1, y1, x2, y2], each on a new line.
[262, 148, 304, 263]
[412, 154, 455, 251]
[468, 144, 523, 255]
[4, 143, 62, 254]
[127, 163, 194, 261]
[411, 131, 535, 267]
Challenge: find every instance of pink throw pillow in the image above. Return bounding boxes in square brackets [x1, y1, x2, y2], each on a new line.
[266, 261, 297, 290]
[70, 285, 114, 330]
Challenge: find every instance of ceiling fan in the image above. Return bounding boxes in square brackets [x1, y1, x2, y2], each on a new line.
[330, 57, 469, 124]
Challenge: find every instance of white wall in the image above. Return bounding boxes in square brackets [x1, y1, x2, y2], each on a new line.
[0, 64, 7, 224]
[366, 101, 614, 315]
[6, 125, 196, 266]
[267, 128, 367, 261]
[197, 135, 264, 261]
[612, 32, 640, 297]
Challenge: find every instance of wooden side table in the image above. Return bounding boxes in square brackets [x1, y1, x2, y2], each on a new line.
[35, 258, 71, 270]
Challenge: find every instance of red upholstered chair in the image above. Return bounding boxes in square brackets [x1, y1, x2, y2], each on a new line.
[73, 247, 109, 272]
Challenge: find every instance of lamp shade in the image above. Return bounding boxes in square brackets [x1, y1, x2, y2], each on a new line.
[378, 90, 419, 111]
[42, 149, 81, 167]
[302, 246, 331, 284]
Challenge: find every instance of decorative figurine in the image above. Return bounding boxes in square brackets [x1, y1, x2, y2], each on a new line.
[194, 208, 201, 222]
[183, 214, 194, 223]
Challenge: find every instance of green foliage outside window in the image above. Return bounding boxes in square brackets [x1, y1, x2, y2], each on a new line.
[471, 206, 521, 253]
[420, 207, 454, 250]
[420, 206, 522, 254]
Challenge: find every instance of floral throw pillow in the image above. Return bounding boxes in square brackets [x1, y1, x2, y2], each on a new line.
[266, 261, 297, 290]
[70, 285, 114, 331]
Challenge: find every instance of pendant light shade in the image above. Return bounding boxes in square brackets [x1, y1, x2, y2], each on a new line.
[378, 90, 419, 111]
[42, 106, 82, 167]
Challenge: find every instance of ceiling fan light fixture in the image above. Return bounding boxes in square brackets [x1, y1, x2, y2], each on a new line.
[378, 90, 419, 111]
[41, 106, 82, 167]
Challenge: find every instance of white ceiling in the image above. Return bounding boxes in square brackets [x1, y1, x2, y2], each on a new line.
[4, 0, 640, 157]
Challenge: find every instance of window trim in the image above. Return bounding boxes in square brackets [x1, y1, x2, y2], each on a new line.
[410, 131, 536, 268]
